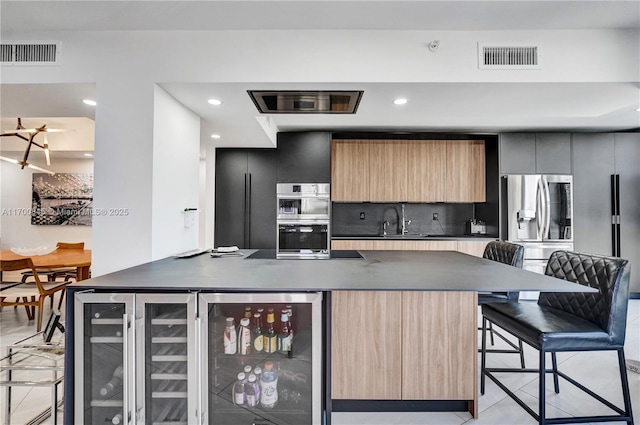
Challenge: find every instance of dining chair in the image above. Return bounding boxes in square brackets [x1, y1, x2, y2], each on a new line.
[1, 258, 69, 331]
[478, 240, 526, 367]
[480, 251, 634, 425]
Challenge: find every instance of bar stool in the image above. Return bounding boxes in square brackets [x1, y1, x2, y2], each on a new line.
[478, 240, 526, 368]
[481, 251, 634, 425]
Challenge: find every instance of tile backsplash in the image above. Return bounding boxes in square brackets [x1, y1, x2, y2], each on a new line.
[332, 203, 479, 236]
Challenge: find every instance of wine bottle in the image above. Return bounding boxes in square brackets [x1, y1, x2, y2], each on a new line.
[99, 365, 124, 397]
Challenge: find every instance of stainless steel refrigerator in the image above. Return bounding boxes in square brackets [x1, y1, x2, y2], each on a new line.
[504, 175, 573, 299]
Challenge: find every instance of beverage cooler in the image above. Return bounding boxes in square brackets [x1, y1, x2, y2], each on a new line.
[74, 292, 322, 425]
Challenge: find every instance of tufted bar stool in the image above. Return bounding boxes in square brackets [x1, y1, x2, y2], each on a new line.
[481, 251, 634, 425]
[478, 241, 526, 367]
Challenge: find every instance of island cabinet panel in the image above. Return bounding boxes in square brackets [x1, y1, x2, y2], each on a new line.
[406, 140, 447, 202]
[331, 291, 402, 400]
[456, 240, 491, 257]
[369, 140, 408, 201]
[445, 140, 486, 202]
[331, 140, 370, 201]
[373, 240, 458, 251]
[331, 240, 374, 250]
[401, 291, 477, 402]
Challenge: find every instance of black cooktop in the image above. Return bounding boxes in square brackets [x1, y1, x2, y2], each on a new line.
[245, 250, 363, 260]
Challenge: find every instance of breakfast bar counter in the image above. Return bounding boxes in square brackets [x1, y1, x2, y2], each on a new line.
[64, 250, 592, 424]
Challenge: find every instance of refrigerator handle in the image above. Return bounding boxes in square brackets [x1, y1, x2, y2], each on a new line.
[541, 176, 551, 240]
[610, 174, 618, 256]
[536, 177, 544, 239]
[243, 173, 249, 248]
[615, 174, 621, 256]
[247, 173, 252, 247]
[195, 317, 204, 425]
[122, 314, 131, 425]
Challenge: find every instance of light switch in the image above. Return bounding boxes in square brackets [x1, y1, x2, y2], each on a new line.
[359, 212, 365, 220]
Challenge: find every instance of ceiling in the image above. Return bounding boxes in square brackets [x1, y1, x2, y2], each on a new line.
[1, 1, 639, 155]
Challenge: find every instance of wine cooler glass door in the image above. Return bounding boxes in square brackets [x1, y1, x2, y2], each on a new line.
[74, 293, 135, 425]
[135, 294, 197, 425]
[199, 292, 323, 425]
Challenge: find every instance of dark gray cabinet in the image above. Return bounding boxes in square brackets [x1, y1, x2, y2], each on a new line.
[573, 133, 640, 295]
[499, 133, 572, 174]
[277, 132, 331, 183]
[215, 149, 277, 249]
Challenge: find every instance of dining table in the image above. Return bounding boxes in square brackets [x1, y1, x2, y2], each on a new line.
[0, 248, 92, 281]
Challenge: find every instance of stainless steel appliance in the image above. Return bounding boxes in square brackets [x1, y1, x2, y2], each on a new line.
[505, 175, 574, 299]
[74, 292, 323, 425]
[276, 183, 330, 259]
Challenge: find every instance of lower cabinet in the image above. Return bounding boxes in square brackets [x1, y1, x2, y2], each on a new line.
[331, 290, 478, 416]
[332, 239, 491, 256]
[73, 291, 323, 425]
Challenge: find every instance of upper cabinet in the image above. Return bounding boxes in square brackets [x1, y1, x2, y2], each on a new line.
[277, 132, 331, 183]
[445, 140, 486, 202]
[332, 139, 485, 203]
[331, 140, 370, 201]
[499, 133, 572, 175]
[407, 140, 446, 202]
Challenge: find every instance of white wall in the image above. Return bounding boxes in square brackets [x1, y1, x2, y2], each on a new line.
[151, 85, 200, 260]
[0, 158, 93, 250]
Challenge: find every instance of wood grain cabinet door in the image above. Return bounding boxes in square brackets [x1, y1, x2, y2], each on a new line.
[407, 140, 446, 202]
[369, 140, 408, 202]
[445, 141, 486, 202]
[331, 291, 402, 400]
[401, 291, 477, 400]
[331, 140, 370, 201]
[456, 241, 491, 258]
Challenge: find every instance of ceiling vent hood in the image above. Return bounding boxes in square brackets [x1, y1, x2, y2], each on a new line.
[248, 90, 363, 114]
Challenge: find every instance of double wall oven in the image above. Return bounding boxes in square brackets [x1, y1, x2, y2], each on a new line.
[276, 183, 330, 259]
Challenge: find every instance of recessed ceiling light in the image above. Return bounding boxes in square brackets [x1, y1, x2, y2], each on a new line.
[393, 98, 408, 105]
[208, 99, 222, 106]
[211, 134, 221, 139]
[82, 99, 97, 106]
[84, 153, 93, 157]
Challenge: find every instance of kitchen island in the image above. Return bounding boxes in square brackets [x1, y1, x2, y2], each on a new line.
[64, 249, 592, 424]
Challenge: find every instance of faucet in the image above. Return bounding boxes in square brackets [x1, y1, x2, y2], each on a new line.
[401, 204, 412, 235]
[382, 220, 390, 236]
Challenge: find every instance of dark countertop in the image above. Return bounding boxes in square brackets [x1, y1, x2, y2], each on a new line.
[332, 234, 498, 240]
[71, 249, 593, 293]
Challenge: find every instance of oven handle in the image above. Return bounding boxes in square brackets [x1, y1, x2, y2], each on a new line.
[277, 220, 330, 225]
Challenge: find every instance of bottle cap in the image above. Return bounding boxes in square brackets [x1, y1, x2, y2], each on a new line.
[244, 365, 252, 373]
[281, 313, 289, 322]
[254, 366, 262, 374]
[226, 317, 234, 324]
[264, 361, 273, 370]
[237, 372, 246, 380]
[266, 313, 275, 323]
[240, 318, 250, 326]
[248, 374, 256, 382]
[257, 308, 264, 313]
[253, 313, 261, 318]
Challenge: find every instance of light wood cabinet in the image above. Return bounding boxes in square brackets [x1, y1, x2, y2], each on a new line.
[373, 240, 457, 251]
[445, 140, 486, 202]
[331, 240, 374, 250]
[331, 140, 370, 201]
[456, 240, 491, 257]
[407, 140, 446, 202]
[401, 291, 477, 402]
[369, 140, 408, 201]
[331, 291, 402, 399]
[331, 139, 485, 203]
[332, 290, 478, 416]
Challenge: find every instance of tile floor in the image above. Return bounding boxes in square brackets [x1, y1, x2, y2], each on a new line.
[1, 283, 638, 425]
